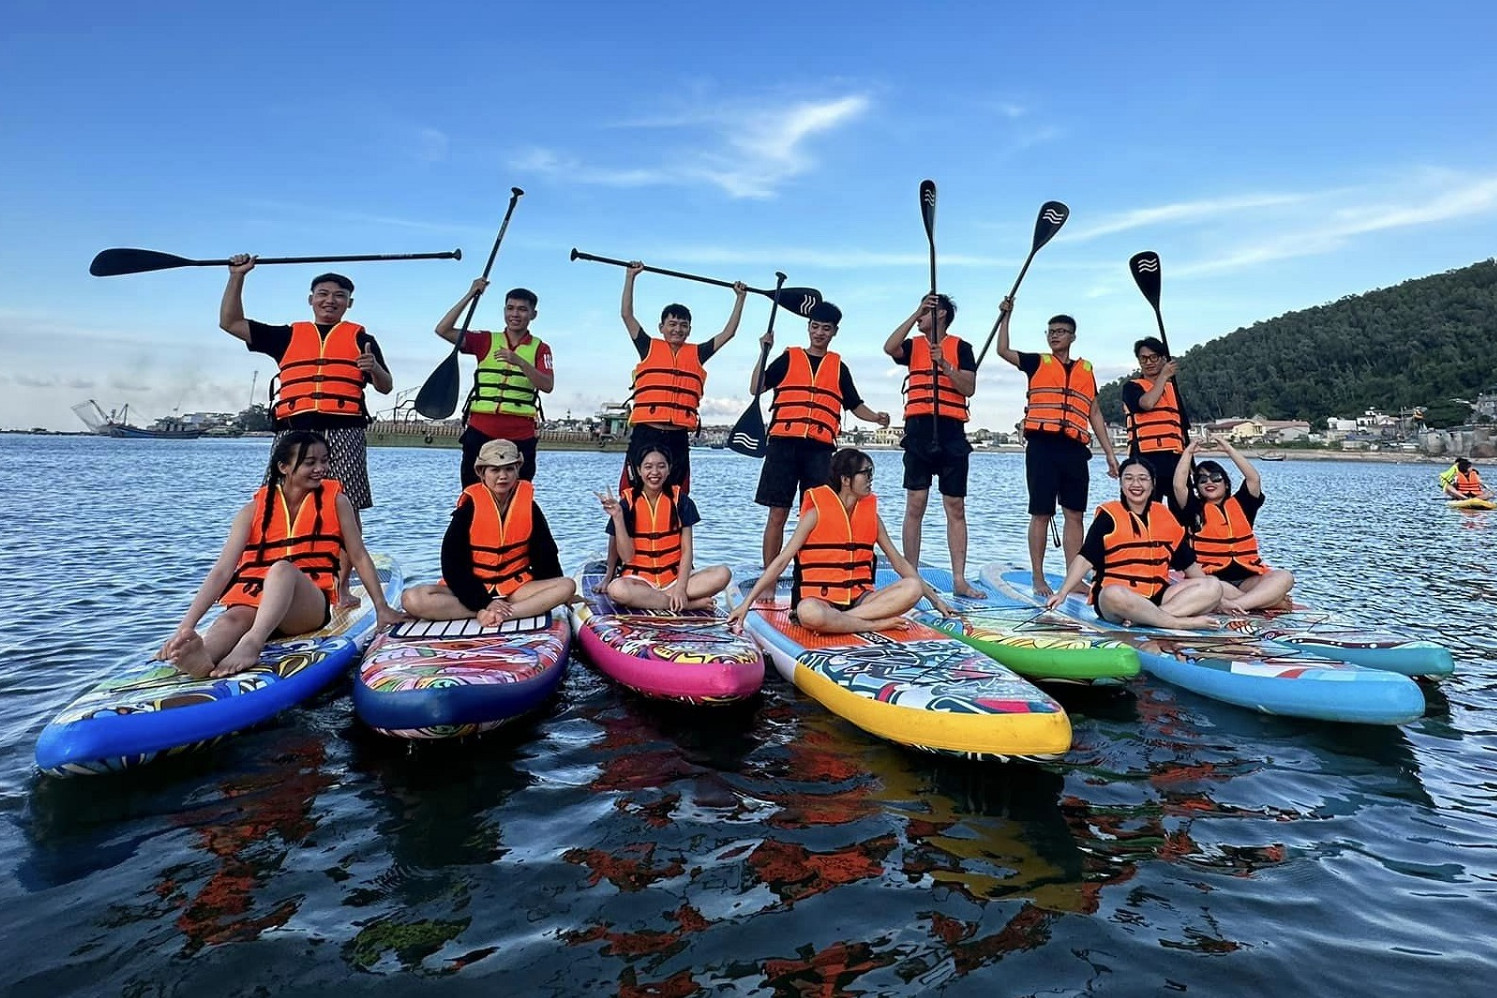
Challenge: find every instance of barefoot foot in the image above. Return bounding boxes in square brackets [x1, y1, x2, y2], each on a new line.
[1031, 575, 1054, 598]
[211, 633, 267, 677]
[861, 615, 911, 632]
[337, 589, 361, 610]
[168, 631, 215, 679]
[952, 580, 987, 599]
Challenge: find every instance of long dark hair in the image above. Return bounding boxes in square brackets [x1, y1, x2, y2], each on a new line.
[828, 447, 871, 492]
[256, 431, 333, 559]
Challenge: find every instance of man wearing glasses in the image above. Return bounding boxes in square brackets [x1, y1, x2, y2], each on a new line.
[1121, 336, 1190, 504]
[220, 255, 393, 607]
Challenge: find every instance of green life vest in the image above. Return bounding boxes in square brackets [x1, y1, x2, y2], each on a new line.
[468, 335, 542, 418]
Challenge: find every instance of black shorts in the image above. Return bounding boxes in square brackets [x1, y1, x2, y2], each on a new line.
[1210, 562, 1260, 585]
[755, 437, 833, 509]
[460, 428, 537, 488]
[1025, 433, 1091, 516]
[901, 418, 973, 497]
[619, 425, 692, 496]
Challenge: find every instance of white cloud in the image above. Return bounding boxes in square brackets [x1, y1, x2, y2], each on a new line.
[1066, 193, 1310, 242]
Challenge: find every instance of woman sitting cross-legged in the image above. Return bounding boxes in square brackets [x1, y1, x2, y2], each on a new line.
[402, 439, 576, 626]
[1173, 435, 1296, 611]
[596, 444, 730, 611]
[160, 430, 406, 678]
[1045, 456, 1231, 629]
[727, 448, 953, 635]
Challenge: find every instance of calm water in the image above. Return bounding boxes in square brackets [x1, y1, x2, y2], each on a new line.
[2, 435, 1494, 996]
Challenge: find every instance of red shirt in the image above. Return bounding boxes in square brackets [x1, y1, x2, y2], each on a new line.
[461, 329, 554, 440]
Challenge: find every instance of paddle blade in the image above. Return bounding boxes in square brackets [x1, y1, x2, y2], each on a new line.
[727, 399, 768, 458]
[772, 287, 822, 317]
[1130, 251, 1162, 309]
[919, 179, 937, 239]
[1033, 201, 1070, 250]
[413, 349, 461, 420]
[89, 248, 192, 277]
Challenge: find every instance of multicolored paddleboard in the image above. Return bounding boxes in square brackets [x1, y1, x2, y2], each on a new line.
[727, 574, 1070, 759]
[35, 554, 402, 777]
[877, 566, 1140, 684]
[985, 567, 1426, 725]
[354, 613, 571, 739]
[571, 559, 764, 705]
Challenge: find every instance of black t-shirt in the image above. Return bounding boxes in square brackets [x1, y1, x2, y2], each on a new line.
[605, 492, 702, 536]
[630, 330, 719, 364]
[1080, 505, 1196, 573]
[248, 320, 388, 430]
[441, 499, 563, 612]
[762, 350, 864, 410]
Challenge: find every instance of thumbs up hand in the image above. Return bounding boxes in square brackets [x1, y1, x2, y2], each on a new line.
[356, 342, 378, 374]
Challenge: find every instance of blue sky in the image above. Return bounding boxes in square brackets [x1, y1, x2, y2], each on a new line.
[3, 0, 1495, 431]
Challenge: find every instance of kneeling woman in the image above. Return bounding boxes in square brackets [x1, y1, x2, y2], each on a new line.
[161, 431, 406, 678]
[402, 439, 576, 626]
[1172, 436, 1296, 611]
[728, 448, 953, 634]
[597, 445, 730, 611]
[1045, 457, 1227, 629]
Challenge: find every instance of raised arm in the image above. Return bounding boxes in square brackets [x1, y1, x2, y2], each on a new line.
[1214, 436, 1261, 496]
[707, 282, 749, 354]
[994, 296, 1021, 367]
[882, 298, 923, 359]
[750, 335, 776, 394]
[1174, 438, 1199, 507]
[1137, 359, 1178, 409]
[219, 255, 256, 342]
[621, 262, 645, 338]
[435, 278, 489, 344]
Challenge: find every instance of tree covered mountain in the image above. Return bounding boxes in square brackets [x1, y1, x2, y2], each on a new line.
[1096, 258, 1497, 426]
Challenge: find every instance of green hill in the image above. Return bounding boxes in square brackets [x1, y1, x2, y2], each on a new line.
[1096, 258, 1497, 426]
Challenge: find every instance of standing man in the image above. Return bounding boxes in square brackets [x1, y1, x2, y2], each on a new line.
[751, 301, 890, 566]
[618, 261, 748, 493]
[435, 279, 554, 487]
[1122, 336, 1189, 504]
[883, 293, 983, 597]
[994, 297, 1120, 595]
[220, 255, 392, 607]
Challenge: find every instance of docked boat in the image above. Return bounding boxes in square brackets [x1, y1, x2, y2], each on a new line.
[71, 400, 207, 440]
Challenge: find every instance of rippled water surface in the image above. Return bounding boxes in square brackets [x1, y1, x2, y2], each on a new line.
[2, 435, 1494, 995]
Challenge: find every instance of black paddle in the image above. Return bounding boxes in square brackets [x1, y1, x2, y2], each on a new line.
[727, 272, 792, 458]
[414, 187, 525, 420]
[919, 179, 940, 439]
[974, 201, 1071, 368]
[90, 247, 460, 277]
[1128, 250, 1189, 443]
[570, 249, 820, 315]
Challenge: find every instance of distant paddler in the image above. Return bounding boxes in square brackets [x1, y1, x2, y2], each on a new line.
[1173, 436, 1296, 611]
[1440, 458, 1492, 501]
[1045, 457, 1230, 629]
[728, 449, 954, 634]
[992, 297, 1120, 596]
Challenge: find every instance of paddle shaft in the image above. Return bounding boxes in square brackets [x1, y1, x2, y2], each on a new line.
[974, 249, 1041, 369]
[571, 249, 782, 299]
[455, 187, 525, 349]
[90, 247, 461, 276]
[920, 181, 940, 439]
[974, 201, 1070, 369]
[749, 273, 789, 397]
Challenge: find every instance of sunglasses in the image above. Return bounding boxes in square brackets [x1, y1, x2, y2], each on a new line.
[1195, 472, 1226, 484]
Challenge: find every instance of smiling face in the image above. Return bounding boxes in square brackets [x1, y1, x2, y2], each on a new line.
[308, 282, 352, 324]
[635, 450, 670, 493]
[278, 441, 331, 489]
[807, 319, 838, 352]
[503, 297, 536, 336]
[1194, 467, 1229, 501]
[1046, 320, 1075, 353]
[658, 314, 691, 347]
[1118, 464, 1154, 509]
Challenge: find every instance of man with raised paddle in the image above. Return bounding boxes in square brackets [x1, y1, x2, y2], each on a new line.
[1122, 336, 1190, 505]
[618, 261, 748, 494]
[993, 297, 1120, 596]
[220, 254, 393, 608]
[434, 280, 555, 487]
[751, 301, 891, 566]
[883, 293, 983, 597]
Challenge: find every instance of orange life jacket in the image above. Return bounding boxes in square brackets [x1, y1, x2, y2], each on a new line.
[769, 348, 842, 445]
[460, 480, 535, 598]
[1126, 377, 1186, 454]
[793, 485, 878, 607]
[619, 486, 683, 586]
[628, 340, 705, 431]
[1191, 496, 1268, 576]
[1455, 468, 1484, 497]
[273, 321, 367, 423]
[221, 479, 344, 608]
[1023, 354, 1096, 444]
[903, 335, 969, 422]
[1091, 499, 1185, 603]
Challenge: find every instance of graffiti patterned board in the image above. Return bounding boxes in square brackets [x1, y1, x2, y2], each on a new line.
[35, 554, 403, 777]
[570, 560, 763, 705]
[727, 575, 1070, 760]
[354, 614, 571, 739]
[875, 566, 1140, 684]
[984, 567, 1426, 726]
